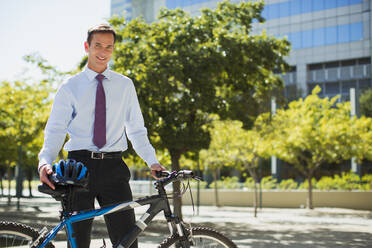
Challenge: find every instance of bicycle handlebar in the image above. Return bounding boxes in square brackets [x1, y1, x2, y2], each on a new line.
[155, 170, 201, 187]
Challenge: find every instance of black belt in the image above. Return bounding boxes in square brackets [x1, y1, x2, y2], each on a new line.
[68, 150, 123, 160]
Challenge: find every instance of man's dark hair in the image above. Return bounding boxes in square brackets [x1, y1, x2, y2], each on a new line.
[87, 24, 116, 45]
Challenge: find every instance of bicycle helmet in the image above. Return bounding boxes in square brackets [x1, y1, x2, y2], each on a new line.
[51, 159, 89, 187]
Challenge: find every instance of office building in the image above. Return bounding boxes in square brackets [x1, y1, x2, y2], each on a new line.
[111, 0, 372, 100]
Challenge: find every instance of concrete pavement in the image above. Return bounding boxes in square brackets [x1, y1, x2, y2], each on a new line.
[1, 191, 372, 247]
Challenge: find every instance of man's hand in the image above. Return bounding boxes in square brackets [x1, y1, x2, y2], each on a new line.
[39, 164, 55, 190]
[150, 163, 166, 179]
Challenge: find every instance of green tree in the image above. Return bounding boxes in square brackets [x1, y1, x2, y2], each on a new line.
[256, 86, 372, 209]
[200, 119, 270, 216]
[110, 0, 289, 218]
[360, 88, 372, 118]
[199, 120, 234, 208]
[0, 81, 51, 198]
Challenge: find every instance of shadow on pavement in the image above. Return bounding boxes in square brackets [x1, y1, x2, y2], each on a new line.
[1, 196, 372, 247]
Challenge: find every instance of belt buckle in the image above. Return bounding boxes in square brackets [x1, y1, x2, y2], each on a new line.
[91, 152, 104, 159]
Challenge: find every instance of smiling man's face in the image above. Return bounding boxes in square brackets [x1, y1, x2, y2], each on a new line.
[84, 32, 114, 73]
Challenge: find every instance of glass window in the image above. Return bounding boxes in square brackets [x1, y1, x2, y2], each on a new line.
[338, 24, 350, 43]
[325, 82, 340, 95]
[325, 26, 337, 45]
[354, 65, 364, 78]
[192, 0, 209, 4]
[342, 80, 356, 94]
[327, 68, 339, 81]
[290, 0, 302, 15]
[325, 61, 339, 68]
[279, 2, 290, 18]
[260, 0, 361, 20]
[325, 0, 337, 9]
[180, 0, 189, 7]
[359, 79, 371, 91]
[337, 0, 350, 8]
[269, 3, 280, 19]
[313, 0, 325, 11]
[302, 30, 313, 48]
[341, 59, 356, 66]
[166, 0, 177, 9]
[261, 4, 269, 19]
[349, 0, 363, 4]
[302, 0, 312, 13]
[124, 7, 131, 13]
[313, 28, 325, 47]
[341, 67, 352, 79]
[315, 69, 326, 81]
[309, 63, 323, 70]
[289, 32, 302, 49]
[350, 22, 363, 42]
[358, 58, 371, 65]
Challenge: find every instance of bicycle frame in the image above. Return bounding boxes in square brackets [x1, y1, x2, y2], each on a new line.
[35, 192, 183, 248]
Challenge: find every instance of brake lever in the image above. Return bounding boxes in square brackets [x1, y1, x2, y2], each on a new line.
[193, 176, 203, 181]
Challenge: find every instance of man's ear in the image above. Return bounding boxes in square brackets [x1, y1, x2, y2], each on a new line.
[84, 41, 89, 52]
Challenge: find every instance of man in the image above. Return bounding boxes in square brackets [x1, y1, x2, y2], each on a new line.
[38, 24, 165, 248]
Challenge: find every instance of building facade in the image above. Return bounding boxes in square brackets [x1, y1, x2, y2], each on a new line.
[111, 0, 372, 100]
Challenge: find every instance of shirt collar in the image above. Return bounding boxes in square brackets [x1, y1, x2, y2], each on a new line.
[84, 66, 111, 82]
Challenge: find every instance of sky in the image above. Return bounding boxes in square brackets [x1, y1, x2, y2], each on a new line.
[0, 0, 111, 82]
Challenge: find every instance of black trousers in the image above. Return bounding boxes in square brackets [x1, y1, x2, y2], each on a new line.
[67, 152, 138, 248]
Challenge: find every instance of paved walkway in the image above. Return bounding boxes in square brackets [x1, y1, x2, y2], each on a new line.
[1, 192, 372, 247]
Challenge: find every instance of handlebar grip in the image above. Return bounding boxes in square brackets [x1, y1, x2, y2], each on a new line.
[155, 170, 170, 178]
[177, 170, 194, 178]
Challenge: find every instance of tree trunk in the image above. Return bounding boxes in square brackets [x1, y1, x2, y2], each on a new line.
[169, 149, 182, 219]
[247, 165, 259, 217]
[0, 178, 3, 196]
[7, 165, 12, 205]
[28, 179, 33, 197]
[213, 169, 220, 207]
[307, 173, 314, 209]
[253, 181, 258, 217]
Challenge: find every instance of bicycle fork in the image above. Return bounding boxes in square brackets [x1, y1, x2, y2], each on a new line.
[166, 215, 193, 248]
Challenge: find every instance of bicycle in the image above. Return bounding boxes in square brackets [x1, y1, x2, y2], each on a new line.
[0, 170, 237, 248]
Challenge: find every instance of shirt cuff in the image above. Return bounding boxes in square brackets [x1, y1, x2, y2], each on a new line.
[38, 164, 48, 174]
[146, 157, 160, 168]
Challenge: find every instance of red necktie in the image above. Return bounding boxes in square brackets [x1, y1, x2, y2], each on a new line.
[93, 74, 106, 149]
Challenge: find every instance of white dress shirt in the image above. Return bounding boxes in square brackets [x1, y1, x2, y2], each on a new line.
[38, 67, 158, 169]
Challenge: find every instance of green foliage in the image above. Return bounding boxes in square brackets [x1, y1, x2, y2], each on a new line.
[360, 88, 372, 118]
[260, 176, 277, 189]
[110, 0, 290, 160]
[242, 173, 372, 191]
[244, 177, 255, 189]
[278, 178, 298, 190]
[210, 176, 241, 189]
[110, 1, 290, 215]
[316, 172, 371, 191]
[255, 86, 372, 208]
[199, 118, 271, 179]
[189, 180, 208, 189]
[0, 81, 52, 172]
[315, 176, 334, 191]
[298, 178, 317, 190]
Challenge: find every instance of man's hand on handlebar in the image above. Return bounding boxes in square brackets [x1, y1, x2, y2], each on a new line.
[150, 163, 166, 179]
[39, 164, 55, 190]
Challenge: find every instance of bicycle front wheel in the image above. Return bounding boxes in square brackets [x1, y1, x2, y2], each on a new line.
[159, 227, 237, 248]
[0, 221, 54, 248]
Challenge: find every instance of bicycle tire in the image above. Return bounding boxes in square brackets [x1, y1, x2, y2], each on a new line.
[158, 227, 237, 248]
[0, 221, 54, 248]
